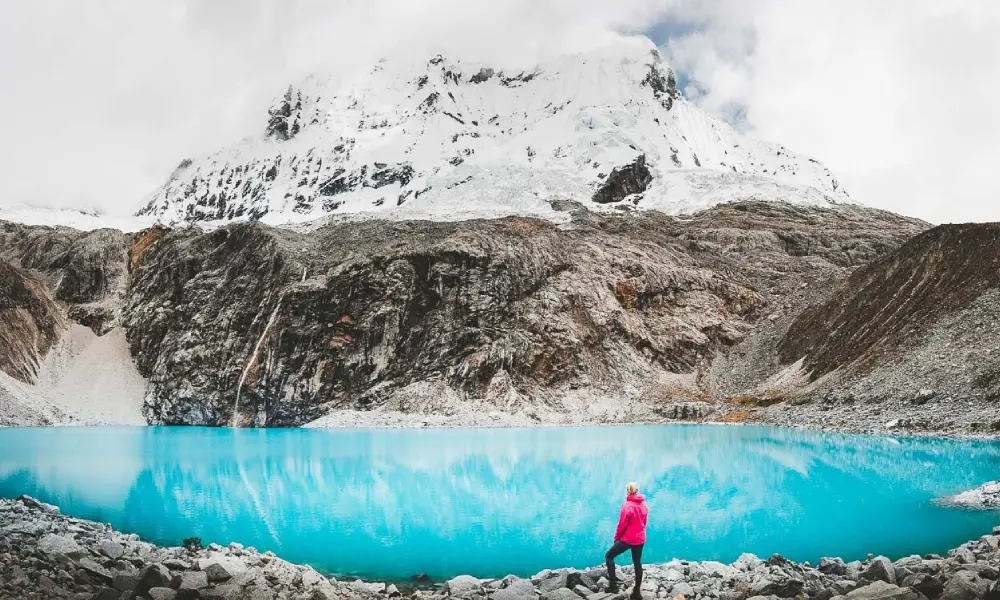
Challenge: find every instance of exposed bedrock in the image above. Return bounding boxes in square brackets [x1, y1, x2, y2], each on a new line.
[116, 201, 923, 426]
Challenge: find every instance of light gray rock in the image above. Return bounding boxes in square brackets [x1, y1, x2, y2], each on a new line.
[539, 573, 570, 594]
[37, 533, 84, 557]
[733, 553, 763, 572]
[446, 575, 485, 597]
[301, 567, 325, 588]
[98, 540, 125, 560]
[178, 571, 209, 590]
[311, 583, 341, 600]
[572, 585, 594, 598]
[351, 580, 387, 594]
[493, 579, 537, 600]
[79, 557, 113, 582]
[203, 584, 245, 600]
[670, 582, 694, 597]
[939, 570, 989, 600]
[844, 581, 921, 600]
[701, 561, 736, 578]
[200, 557, 247, 582]
[861, 557, 896, 585]
[148, 588, 178, 600]
[819, 557, 847, 576]
[134, 564, 172, 597]
[163, 557, 191, 570]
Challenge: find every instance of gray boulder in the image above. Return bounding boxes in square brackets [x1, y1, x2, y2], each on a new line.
[900, 573, 943, 599]
[544, 589, 580, 600]
[844, 582, 921, 600]
[203, 584, 245, 600]
[99, 540, 125, 559]
[567, 572, 598, 592]
[446, 575, 485, 597]
[750, 571, 805, 598]
[178, 570, 209, 590]
[200, 556, 247, 582]
[79, 556, 113, 582]
[149, 588, 178, 600]
[940, 571, 990, 600]
[87, 589, 120, 600]
[734, 553, 763, 572]
[134, 564, 172, 597]
[861, 557, 897, 585]
[37, 533, 84, 557]
[539, 573, 570, 594]
[820, 557, 848, 576]
[494, 579, 537, 600]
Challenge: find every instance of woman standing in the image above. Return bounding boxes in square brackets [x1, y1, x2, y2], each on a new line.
[605, 483, 648, 599]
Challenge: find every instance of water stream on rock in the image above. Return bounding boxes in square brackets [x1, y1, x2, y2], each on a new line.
[1, 425, 998, 580]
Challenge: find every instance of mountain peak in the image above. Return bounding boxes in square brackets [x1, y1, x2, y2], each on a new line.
[138, 35, 849, 226]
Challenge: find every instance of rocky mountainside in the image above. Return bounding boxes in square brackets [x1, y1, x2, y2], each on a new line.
[0, 202, 926, 428]
[734, 223, 1000, 435]
[137, 36, 848, 227]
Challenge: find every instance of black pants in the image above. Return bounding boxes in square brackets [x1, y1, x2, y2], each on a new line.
[605, 540, 643, 593]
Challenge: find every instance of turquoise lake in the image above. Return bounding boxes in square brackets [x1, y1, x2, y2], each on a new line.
[1, 425, 998, 580]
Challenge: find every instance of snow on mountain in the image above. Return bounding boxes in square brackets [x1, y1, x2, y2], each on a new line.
[138, 36, 849, 226]
[0, 203, 156, 233]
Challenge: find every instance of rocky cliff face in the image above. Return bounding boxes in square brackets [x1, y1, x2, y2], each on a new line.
[0, 262, 63, 383]
[119, 201, 922, 427]
[1, 202, 931, 428]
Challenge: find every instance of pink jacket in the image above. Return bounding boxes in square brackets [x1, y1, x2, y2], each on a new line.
[614, 494, 648, 545]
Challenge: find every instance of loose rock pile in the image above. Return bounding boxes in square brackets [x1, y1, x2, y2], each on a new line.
[3, 496, 1000, 600]
[0, 496, 383, 600]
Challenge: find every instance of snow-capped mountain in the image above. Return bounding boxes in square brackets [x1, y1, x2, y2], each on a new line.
[138, 36, 848, 225]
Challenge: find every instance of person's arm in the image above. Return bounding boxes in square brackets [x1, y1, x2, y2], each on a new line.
[614, 504, 630, 541]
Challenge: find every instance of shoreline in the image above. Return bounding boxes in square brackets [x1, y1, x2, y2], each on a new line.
[4, 416, 1000, 442]
[3, 496, 999, 600]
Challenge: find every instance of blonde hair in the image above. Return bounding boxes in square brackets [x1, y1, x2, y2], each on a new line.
[626, 482, 639, 495]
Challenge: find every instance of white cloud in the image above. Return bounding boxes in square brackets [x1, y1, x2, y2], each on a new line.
[1, 0, 997, 223]
[664, 0, 1000, 223]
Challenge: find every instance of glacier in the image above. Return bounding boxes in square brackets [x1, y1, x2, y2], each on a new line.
[138, 36, 849, 227]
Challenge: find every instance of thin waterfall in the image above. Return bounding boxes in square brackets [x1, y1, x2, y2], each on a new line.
[232, 295, 284, 428]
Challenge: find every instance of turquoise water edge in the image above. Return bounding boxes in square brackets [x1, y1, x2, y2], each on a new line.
[0, 424, 997, 581]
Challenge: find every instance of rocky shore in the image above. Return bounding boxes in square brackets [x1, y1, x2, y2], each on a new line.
[4, 496, 1000, 600]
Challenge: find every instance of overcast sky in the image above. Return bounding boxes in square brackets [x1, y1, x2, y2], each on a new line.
[1, 0, 997, 223]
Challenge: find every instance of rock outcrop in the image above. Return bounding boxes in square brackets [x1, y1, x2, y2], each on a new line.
[117, 201, 922, 426]
[1, 201, 929, 427]
[731, 223, 1000, 435]
[0, 262, 63, 384]
[592, 155, 652, 204]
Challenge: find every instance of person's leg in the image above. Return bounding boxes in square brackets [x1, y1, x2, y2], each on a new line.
[629, 544, 644, 598]
[605, 541, 629, 591]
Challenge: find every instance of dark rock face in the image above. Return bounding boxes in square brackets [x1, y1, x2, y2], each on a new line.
[0, 262, 63, 383]
[780, 224, 1000, 378]
[0, 223, 130, 335]
[592, 155, 653, 204]
[117, 201, 922, 426]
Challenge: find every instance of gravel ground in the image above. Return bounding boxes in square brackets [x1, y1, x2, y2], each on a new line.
[4, 495, 1000, 600]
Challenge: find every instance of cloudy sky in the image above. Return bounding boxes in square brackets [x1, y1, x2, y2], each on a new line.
[1, 0, 997, 223]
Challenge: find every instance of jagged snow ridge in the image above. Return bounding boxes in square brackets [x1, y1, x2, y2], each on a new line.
[139, 36, 849, 226]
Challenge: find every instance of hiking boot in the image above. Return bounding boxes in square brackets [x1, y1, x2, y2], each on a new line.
[606, 584, 620, 594]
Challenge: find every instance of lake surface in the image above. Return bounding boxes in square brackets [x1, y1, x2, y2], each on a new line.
[1, 425, 998, 580]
